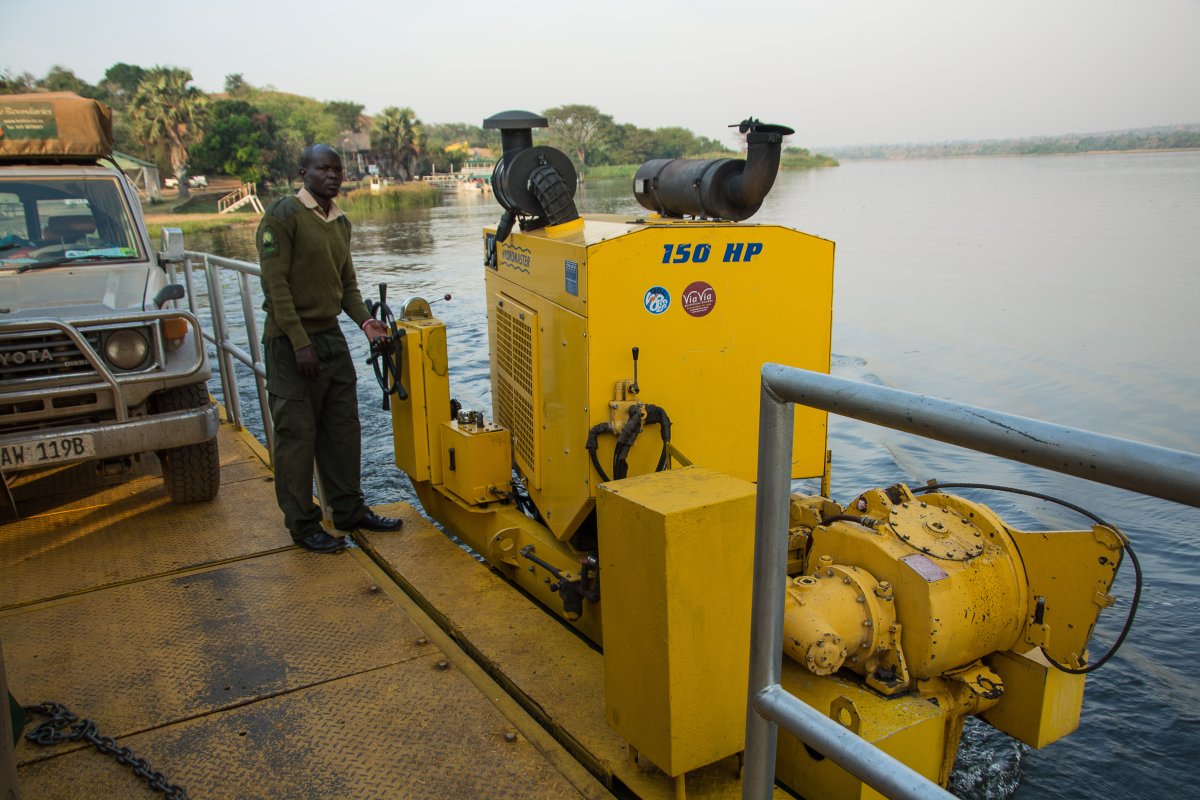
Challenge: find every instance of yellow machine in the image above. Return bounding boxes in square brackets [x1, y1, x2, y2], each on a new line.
[379, 111, 1126, 797]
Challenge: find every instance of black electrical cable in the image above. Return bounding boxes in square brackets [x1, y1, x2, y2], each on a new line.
[585, 423, 613, 483]
[612, 407, 645, 480]
[644, 404, 673, 472]
[914, 481, 1141, 675]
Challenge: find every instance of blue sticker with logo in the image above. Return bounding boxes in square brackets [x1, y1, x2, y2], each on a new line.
[643, 286, 671, 315]
[565, 259, 578, 296]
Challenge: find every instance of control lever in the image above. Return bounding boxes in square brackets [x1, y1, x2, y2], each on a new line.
[366, 283, 408, 410]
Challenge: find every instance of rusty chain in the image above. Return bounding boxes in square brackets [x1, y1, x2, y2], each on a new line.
[22, 701, 188, 799]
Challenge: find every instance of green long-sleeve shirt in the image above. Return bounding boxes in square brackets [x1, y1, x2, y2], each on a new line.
[256, 194, 370, 350]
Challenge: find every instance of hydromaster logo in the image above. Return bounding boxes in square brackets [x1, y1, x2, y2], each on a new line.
[499, 243, 532, 272]
[643, 286, 671, 314]
[681, 281, 716, 317]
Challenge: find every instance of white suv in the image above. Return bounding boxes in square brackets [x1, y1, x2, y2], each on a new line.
[0, 136, 219, 505]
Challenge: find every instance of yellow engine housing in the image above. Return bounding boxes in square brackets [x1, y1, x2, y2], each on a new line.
[485, 215, 835, 540]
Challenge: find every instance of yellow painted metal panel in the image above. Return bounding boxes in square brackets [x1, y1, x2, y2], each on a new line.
[441, 420, 513, 505]
[598, 467, 757, 777]
[389, 319, 450, 484]
[982, 649, 1085, 748]
[775, 663, 948, 800]
[484, 273, 593, 540]
[586, 223, 833, 485]
[481, 217, 832, 541]
[489, 226, 591, 317]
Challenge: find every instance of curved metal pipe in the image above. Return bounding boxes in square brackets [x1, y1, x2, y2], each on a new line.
[633, 119, 793, 221]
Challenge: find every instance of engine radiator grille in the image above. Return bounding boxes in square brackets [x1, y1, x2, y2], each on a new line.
[493, 294, 540, 487]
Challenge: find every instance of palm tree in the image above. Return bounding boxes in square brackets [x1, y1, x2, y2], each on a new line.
[371, 106, 424, 180]
[129, 67, 206, 197]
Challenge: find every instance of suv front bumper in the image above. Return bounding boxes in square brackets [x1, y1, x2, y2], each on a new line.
[0, 402, 219, 473]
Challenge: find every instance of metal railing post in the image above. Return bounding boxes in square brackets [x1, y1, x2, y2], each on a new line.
[203, 255, 243, 429]
[181, 255, 200, 318]
[743, 378, 795, 799]
[762, 365, 1200, 508]
[744, 362, 1200, 800]
[237, 270, 273, 462]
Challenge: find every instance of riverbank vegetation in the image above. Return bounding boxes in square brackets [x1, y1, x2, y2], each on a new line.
[0, 64, 838, 203]
[143, 212, 258, 241]
[825, 124, 1200, 160]
[337, 183, 440, 213]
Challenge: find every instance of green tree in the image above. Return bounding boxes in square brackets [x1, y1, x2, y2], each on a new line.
[129, 67, 207, 197]
[101, 63, 146, 106]
[371, 106, 424, 180]
[224, 73, 247, 96]
[0, 69, 36, 94]
[100, 64, 147, 155]
[648, 127, 698, 159]
[246, 89, 339, 145]
[189, 99, 280, 187]
[39, 65, 102, 98]
[325, 100, 365, 133]
[543, 104, 614, 178]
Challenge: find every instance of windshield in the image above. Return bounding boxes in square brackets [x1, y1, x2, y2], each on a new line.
[0, 176, 144, 271]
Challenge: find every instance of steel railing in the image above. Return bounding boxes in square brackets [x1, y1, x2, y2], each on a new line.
[166, 248, 272, 461]
[743, 364, 1200, 800]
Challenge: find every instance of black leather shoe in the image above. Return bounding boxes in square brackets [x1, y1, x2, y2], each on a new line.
[338, 509, 403, 532]
[295, 530, 346, 553]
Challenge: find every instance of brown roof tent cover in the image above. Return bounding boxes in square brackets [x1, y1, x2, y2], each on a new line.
[0, 92, 114, 159]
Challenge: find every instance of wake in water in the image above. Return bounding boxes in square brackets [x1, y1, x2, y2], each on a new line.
[949, 718, 1029, 799]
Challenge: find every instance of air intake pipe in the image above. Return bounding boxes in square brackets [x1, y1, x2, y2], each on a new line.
[632, 118, 794, 221]
[482, 110, 579, 255]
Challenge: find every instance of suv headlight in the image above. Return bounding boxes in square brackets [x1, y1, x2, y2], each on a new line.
[104, 329, 150, 370]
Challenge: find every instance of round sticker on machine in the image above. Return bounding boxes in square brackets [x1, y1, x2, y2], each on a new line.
[643, 286, 671, 315]
[681, 281, 716, 317]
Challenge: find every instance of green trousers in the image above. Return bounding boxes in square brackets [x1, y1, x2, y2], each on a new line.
[264, 328, 368, 540]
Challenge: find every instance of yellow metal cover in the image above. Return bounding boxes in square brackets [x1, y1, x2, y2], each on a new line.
[484, 217, 833, 541]
[775, 663, 948, 799]
[597, 467, 756, 777]
[390, 319, 450, 483]
[484, 273, 591, 539]
[586, 222, 832, 484]
[981, 649, 1085, 748]
[440, 420, 513, 505]
[491, 293, 543, 488]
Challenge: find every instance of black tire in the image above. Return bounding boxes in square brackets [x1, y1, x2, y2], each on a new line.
[151, 383, 220, 503]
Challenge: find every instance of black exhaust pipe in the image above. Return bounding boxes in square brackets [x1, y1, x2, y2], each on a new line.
[482, 110, 579, 253]
[632, 119, 794, 221]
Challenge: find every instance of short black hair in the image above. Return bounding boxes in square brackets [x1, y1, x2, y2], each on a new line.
[300, 143, 339, 169]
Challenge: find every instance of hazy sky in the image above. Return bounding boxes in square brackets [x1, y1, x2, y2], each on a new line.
[2, 0, 1197, 148]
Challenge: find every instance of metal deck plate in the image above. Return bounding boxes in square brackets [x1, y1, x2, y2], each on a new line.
[1, 426, 289, 610]
[16, 658, 587, 800]
[359, 505, 770, 799]
[4, 551, 427, 750]
[2, 423, 608, 799]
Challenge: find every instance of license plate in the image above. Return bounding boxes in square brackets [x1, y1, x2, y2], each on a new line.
[0, 434, 96, 469]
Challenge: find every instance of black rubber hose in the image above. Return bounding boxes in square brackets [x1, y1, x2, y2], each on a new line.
[644, 404, 673, 472]
[613, 408, 644, 480]
[585, 423, 613, 483]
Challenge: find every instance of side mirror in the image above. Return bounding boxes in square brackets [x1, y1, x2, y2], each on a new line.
[159, 227, 185, 262]
[153, 284, 186, 309]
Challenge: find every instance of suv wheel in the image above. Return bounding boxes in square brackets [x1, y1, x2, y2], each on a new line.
[151, 383, 220, 503]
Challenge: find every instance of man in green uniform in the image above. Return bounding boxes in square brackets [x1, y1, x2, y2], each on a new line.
[256, 144, 402, 553]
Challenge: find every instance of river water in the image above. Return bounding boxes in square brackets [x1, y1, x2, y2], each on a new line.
[189, 151, 1200, 799]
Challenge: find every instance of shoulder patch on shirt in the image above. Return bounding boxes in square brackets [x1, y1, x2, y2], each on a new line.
[261, 228, 279, 255]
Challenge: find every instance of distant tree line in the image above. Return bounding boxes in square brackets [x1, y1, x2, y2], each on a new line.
[0, 65, 836, 197]
[824, 125, 1200, 160]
